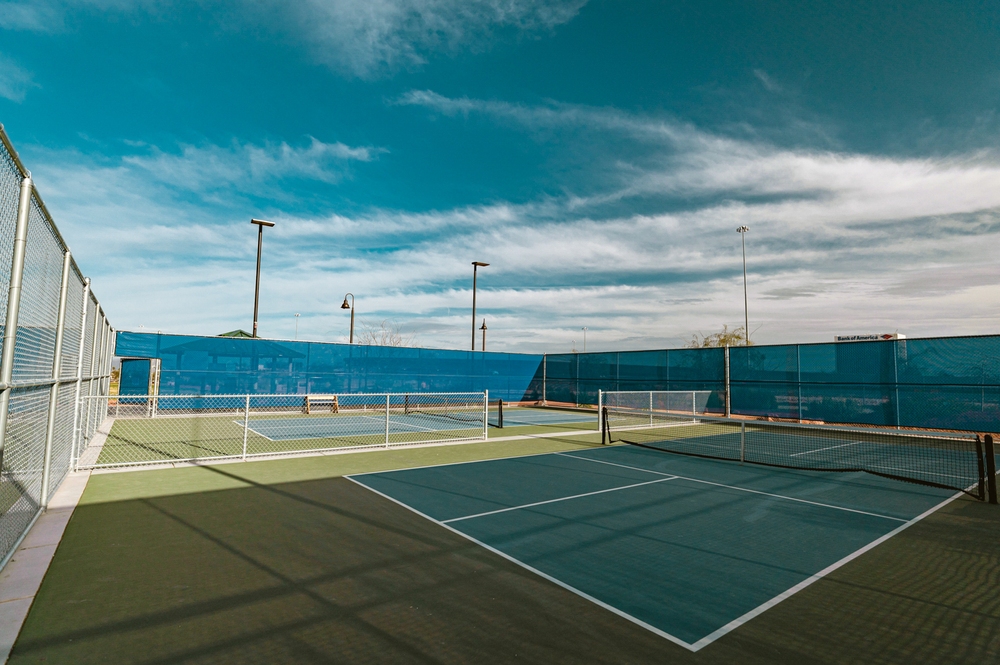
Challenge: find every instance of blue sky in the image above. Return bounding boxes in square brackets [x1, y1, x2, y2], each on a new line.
[2, 1, 1000, 352]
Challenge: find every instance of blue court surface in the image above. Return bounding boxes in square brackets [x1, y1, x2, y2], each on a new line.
[244, 412, 482, 441]
[349, 445, 958, 651]
[501, 408, 596, 427]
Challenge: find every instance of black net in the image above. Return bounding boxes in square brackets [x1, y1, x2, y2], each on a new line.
[400, 393, 486, 429]
[603, 406, 987, 499]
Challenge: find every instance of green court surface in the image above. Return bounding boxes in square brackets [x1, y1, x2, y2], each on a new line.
[9, 430, 1000, 664]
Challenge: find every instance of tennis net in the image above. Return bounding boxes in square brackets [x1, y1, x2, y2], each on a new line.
[400, 393, 488, 428]
[601, 400, 990, 499]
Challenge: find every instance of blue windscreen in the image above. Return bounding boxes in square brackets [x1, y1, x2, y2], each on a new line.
[114, 332, 543, 402]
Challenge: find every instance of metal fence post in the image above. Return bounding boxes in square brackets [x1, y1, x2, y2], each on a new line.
[893, 340, 901, 429]
[70, 279, 90, 470]
[797, 344, 802, 423]
[0, 174, 33, 473]
[483, 390, 488, 440]
[40, 250, 71, 508]
[598, 390, 603, 432]
[384, 394, 390, 447]
[542, 354, 547, 405]
[724, 346, 731, 418]
[82, 304, 99, 447]
[242, 394, 250, 460]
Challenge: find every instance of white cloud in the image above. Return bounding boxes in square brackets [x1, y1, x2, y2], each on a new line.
[119, 137, 382, 195]
[270, 0, 587, 78]
[0, 53, 39, 102]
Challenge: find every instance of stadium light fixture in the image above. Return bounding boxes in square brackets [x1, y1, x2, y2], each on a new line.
[250, 218, 275, 338]
[341, 293, 355, 344]
[737, 226, 750, 345]
[471, 262, 489, 351]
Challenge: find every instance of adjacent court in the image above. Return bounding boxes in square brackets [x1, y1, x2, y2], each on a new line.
[351, 445, 958, 650]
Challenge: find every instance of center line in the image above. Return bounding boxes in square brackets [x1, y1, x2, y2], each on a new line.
[442, 476, 678, 524]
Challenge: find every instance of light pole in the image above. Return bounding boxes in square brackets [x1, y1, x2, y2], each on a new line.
[251, 218, 275, 338]
[737, 226, 750, 345]
[471, 262, 489, 350]
[340, 293, 355, 344]
[480, 319, 487, 352]
[294, 313, 300, 340]
[582, 327, 588, 353]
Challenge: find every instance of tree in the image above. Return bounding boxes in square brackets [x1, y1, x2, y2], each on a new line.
[685, 325, 752, 348]
[356, 319, 415, 347]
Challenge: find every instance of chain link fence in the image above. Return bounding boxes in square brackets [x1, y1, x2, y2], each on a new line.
[74, 391, 488, 468]
[0, 125, 114, 572]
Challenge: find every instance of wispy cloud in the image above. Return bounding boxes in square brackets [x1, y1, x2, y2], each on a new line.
[0, 53, 39, 102]
[119, 137, 383, 196]
[258, 0, 587, 78]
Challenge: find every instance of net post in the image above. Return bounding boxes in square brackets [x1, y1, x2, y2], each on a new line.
[598, 390, 603, 434]
[740, 422, 745, 464]
[385, 394, 390, 448]
[242, 394, 250, 460]
[483, 390, 488, 440]
[975, 436, 986, 501]
[985, 434, 997, 505]
[498, 398, 503, 429]
[601, 406, 609, 445]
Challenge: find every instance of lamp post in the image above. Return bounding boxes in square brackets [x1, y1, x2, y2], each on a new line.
[480, 319, 487, 352]
[250, 218, 275, 338]
[294, 313, 300, 340]
[582, 327, 588, 353]
[471, 262, 489, 351]
[737, 226, 750, 345]
[340, 293, 355, 344]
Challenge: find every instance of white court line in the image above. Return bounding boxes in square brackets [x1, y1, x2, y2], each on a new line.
[789, 440, 865, 456]
[345, 475, 701, 652]
[685, 489, 967, 650]
[556, 452, 907, 522]
[442, 476, 678, 524]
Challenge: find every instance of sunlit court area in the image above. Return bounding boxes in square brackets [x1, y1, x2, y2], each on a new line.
[4, 4, 1000, 664]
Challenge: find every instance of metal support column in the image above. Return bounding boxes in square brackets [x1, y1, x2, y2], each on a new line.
[384, 394, 390, 447]
[893, 340, 901, 429]
[70, 279, 89, 469]
[83, 304, 100, 446]
[483, 390, 488, 440]
[242, 394, 250, 460]
[40, 250, 71, 508]
[0, 175, 33, 473]
[797, 345, 802, 423]
[724, 346, 731, 418]
[542, 354, 547, 405]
